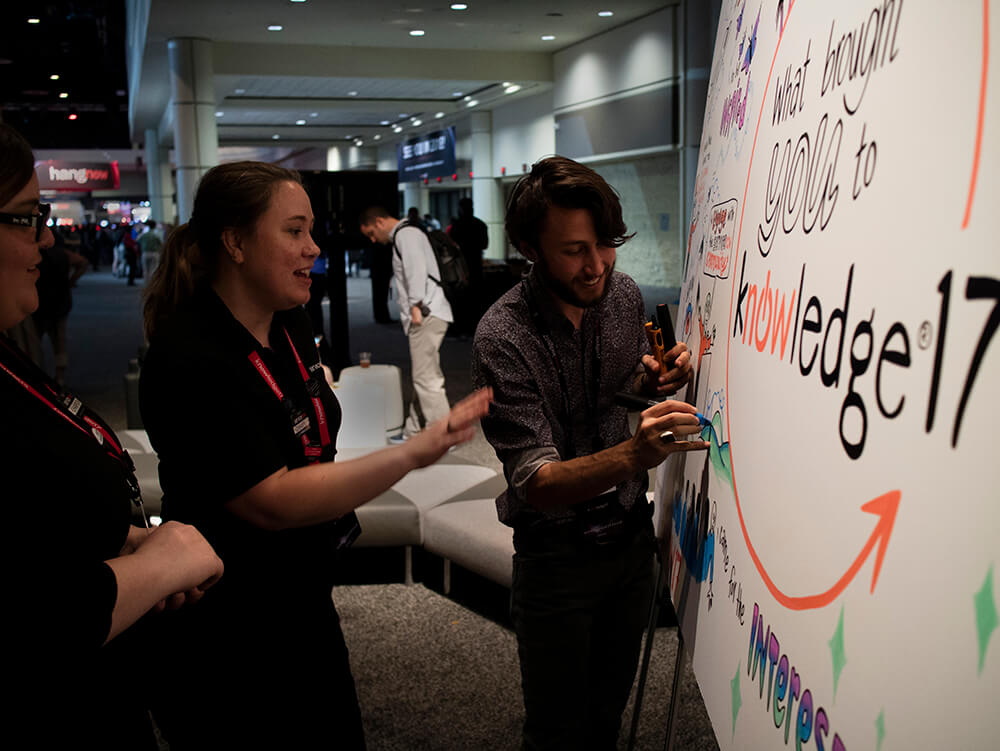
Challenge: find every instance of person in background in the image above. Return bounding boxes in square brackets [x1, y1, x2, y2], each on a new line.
[140, 161, 491, 748]
[138, 219, 163, 281]
[448, 196, 489, 337]
[0, 122, 223, 749]
[360, 205, 454, 440]
[407, 205, 425, 228]
[472, 156, 707, 750]
[33, 232, 88, 386]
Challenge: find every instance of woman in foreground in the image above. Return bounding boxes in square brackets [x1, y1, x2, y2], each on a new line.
[140, 161, 491, 748]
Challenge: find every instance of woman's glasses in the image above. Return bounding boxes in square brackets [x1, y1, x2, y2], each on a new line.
[0, 203, 52, 241]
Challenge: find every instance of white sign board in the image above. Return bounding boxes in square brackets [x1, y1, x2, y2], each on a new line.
[657, 1, 999, 748]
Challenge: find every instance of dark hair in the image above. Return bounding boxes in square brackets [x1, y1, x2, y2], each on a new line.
[358, 205, 392, 226]
[0, 124, 36, 208]
[505, 155, 634, 255]
[143, 161, 301, 339]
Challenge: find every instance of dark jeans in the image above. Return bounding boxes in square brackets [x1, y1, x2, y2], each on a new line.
[511, 521, 656, 751]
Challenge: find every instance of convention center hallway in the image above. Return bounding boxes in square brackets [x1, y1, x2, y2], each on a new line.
[56, 268, 719, 750]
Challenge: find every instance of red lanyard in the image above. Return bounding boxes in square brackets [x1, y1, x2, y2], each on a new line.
[0, 336, 147, 525]
[248, 327, 331, 462]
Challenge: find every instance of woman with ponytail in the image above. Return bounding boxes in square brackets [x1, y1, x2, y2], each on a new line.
[139, 161, 491, 747]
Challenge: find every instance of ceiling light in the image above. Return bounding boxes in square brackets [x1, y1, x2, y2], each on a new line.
[504, 84, 521, 94]
[435, 112, 444, 119]
[393, 126, 403, 133]
[463, 95, 471, 101]
[541, 35, 556, 41]
[409, 29, 425, 36]
[380, 120, 390, 126]
[399, 113, 409, 118]
[50, 74, 59, 81]
[296, 119, 306, 125]
[466, 99, 478, 108]
[272, 134, 280, 139]
[59, 92, 68, 99]
[412, 119, 422, 126]
[235, 88, 246, 94]
[68, 113, 78, 120]
[374, 134, 381, 140]
[452, 91, 463, 97]
[348, 90, 358, 96]
[215, 111, 224, 117]
[310, 112, 319, 117]
[291, 0, 307, 3]
[598, 10, 614, 17]
[267, 25, 283, 31]
[355, 140, 364, 147]
[450, 3, 468, 9]
[27, 18, 40, 24]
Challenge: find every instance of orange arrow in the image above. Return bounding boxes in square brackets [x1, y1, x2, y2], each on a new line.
[734, 489, 901, 611]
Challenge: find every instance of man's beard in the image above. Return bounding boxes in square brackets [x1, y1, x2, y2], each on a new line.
[534, 253, 615, 310]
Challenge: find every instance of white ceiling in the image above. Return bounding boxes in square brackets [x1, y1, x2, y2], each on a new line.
[132, 0, 673, 147]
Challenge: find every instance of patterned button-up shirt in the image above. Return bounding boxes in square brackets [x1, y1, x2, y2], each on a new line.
[472, 266, 652, 528]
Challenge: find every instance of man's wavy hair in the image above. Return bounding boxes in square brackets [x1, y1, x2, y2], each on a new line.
[505, 155, 634, 255]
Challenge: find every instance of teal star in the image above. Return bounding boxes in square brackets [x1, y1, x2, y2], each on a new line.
[974, 564, 997, 675]
[730, 661, 742, 738]
[875, 709, 885, 751]
[828, 605, 847, 701]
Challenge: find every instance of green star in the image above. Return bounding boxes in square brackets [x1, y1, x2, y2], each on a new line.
[974, 564, 997, 675]
[875, 709, 885, 751]
[828, 605, 847, 701]
[730, 661, 742, 738]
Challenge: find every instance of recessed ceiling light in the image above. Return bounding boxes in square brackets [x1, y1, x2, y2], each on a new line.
[27, 18, 40, 24]
[399, 113, 409, 118]
[50, 74, 59, 81]
[235, 88, 246, 94]
[215, 111, 224, 117]
[541, 35, 555, 41]
[451, 3, 468, 9]
[348, 90, 358, 96]
[504, 84, 521, 94]
[310, 112, 319, 117]
[393, 126, 403, 133]
[463, 95, 470, 101]
[267, 25, 283, 31]
[409, 29, 425, 36]
[466, 99, 478, 108]
[435, 112, 444, 119]
[374, 134, 381, 140]
[412, 119, 422, 126]
[598, 10, 614, 17]
[296, 119, 306, 125]
[272, 134, 280, 139]
[59, 92, 69, 99]
[291, 0, 307, 3]
[380, 120, 390, 126]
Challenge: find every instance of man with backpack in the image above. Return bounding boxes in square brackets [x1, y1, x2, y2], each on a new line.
[360, 206, 454, 440]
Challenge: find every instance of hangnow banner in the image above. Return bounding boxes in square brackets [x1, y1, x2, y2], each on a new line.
[36, 160, 120, 192]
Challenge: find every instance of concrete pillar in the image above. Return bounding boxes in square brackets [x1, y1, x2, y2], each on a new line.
[144, 128, 174, 224]
[402, 183, 428, 218]
[168, 37, 218, 224]
[469, 111, 504, 260]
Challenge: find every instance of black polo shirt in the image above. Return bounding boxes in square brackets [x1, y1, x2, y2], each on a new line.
[139, 287, 345, 596]
[1, 334, 156, 747]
